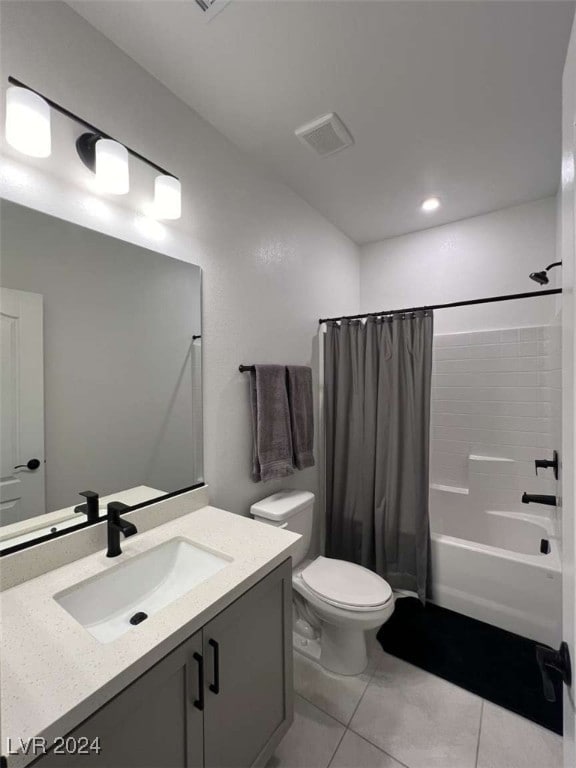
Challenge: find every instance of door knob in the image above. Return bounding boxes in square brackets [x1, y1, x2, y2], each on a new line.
[536, 642, 572, 703]
[14, 459, 41, 471]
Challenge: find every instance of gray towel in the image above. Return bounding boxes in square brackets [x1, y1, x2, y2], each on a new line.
[287, 365, 315, 470]
[250, 365, 295, 482]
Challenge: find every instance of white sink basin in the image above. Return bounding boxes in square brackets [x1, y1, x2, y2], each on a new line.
[55, 538, 231, 643]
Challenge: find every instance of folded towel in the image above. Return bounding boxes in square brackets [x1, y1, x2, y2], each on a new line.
[287, 365, 315, 470]
[250, 365, 295, 482]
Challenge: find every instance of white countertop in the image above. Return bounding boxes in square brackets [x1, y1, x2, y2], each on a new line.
[0, 505, 300, 768]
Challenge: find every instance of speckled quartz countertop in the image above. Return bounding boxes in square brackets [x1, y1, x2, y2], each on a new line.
[1, 506, 300, 768]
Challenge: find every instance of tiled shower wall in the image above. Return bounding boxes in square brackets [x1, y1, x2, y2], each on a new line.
[431, 326, 558, 515]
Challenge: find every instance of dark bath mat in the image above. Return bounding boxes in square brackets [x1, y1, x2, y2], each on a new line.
[377, 597, 563, 735]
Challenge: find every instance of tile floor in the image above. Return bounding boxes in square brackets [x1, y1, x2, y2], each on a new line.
[269, 642, 563, 768]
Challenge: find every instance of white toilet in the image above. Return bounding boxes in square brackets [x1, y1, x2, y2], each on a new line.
[251, 490, 395, 676]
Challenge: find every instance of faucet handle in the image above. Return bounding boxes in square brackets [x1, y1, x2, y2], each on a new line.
[106, 502, 136, 557]
[107, 501, 131, 519]
[535, 451, 559, 479]
[75, 491, 100, 523]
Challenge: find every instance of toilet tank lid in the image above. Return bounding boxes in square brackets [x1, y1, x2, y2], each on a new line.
[250, 490, 315, 521]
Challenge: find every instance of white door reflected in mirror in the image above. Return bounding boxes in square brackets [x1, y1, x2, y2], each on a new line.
[0, 287, 45, 525]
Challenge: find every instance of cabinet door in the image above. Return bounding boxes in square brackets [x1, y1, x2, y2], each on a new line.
[202, 559, 293, 768]
[32, 632, 204, 768]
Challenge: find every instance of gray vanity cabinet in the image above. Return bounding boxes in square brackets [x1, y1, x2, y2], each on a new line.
[202, 558, 292, 768]
[31, 631, 205, 768]
[31, 559, 292, 768]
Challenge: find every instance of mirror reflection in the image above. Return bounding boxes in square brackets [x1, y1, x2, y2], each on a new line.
[0, 200, 203, 551]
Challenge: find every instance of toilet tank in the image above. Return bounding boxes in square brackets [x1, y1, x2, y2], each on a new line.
[250, 490, 314, 566]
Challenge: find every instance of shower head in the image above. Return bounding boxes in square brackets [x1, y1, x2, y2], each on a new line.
[529, 261, 562, 286]
[529, 270, 549, 285]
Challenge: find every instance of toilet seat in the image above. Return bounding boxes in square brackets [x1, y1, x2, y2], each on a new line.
[300, 556, 392, 612]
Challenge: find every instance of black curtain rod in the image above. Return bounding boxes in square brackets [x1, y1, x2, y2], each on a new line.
[8, 76, 177, 179]
[318, 288, 562, 324]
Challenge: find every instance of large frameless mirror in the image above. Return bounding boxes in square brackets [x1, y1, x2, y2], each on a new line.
[0, 200, 203, 553]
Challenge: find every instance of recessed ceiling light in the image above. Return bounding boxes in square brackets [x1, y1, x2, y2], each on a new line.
[421, 197, 441, 213]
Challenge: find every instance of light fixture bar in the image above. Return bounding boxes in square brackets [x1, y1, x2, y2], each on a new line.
[7, 75, 178, 181]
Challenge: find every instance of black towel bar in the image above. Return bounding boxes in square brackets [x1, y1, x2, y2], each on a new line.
[239, 365, 255, 372]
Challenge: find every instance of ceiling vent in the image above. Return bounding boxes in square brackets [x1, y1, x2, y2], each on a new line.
[295, 113, 354, 157]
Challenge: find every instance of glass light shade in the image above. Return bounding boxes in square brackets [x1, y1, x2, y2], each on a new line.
[421, 196, 441, 212]
[95, 139, 129, 195]
[154, 175, 181, 220]
[5, 86, 51, 158]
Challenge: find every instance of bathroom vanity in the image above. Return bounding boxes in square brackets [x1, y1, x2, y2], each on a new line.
[0, 198, 300, 768]
[33, 560, 291, 768]
[1, 502, 300, 768]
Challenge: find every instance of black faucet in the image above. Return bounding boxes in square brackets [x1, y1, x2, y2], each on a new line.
[107, 502, 137, 557]
[522, 492, 557, 507]
[74, 491, 100, 524]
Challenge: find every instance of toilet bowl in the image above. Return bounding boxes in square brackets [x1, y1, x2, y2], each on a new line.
[251, 490, 395, 676]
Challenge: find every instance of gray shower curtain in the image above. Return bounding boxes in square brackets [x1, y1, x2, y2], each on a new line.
[324, 312, 434, 601]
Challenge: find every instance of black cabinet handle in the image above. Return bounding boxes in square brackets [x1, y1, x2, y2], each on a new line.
[14, 459, 41, 471]
[193, 652, 204, 711]
[209, 639, 220, 695]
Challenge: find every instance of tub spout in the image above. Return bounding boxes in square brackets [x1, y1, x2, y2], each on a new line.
[522, 492, 557, 507]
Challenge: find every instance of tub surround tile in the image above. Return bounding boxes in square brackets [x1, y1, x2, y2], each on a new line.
[431, 325, 554, 493]
[350, 653, 482, 768]
[476, 702, 563, 768]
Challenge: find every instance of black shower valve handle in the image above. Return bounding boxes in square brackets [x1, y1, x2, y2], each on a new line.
[534, 451, 559, 480]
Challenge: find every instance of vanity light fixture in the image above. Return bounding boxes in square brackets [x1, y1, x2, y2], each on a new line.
[77, 133, 130, 195]
[5, 86, 51, 157]
[5, 76, 181, 217]
[154, 175, 182, 220]
[421, 196, 441, 213]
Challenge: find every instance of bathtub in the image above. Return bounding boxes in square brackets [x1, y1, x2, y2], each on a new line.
[429, 489, 562, 648]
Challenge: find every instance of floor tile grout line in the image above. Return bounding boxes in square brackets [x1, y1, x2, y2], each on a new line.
[293, 691, 350, 733]
[293, 651, 376, 727]
[293, 688, 347, 725]
[292, 678, 369, 727]
[348, 730, 414, 768]
[345, 661, 375, 727]
[343, 663, 416, 768]
[348, 649, 487, 768]
[325, 727, 348, 768]
[474, 699, 485, 768]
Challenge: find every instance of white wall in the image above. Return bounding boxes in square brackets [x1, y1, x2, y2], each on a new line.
[360, 198, 558, 334]
[0, 2, 360, 518]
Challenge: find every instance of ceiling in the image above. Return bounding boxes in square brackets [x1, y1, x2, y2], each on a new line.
[70, 0, 575, 245]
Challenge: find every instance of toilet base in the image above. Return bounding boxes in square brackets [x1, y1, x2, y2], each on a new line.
[293, 631, 322, 663]
[293, 625, 369, 676]
[320, 623, 368, 675]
